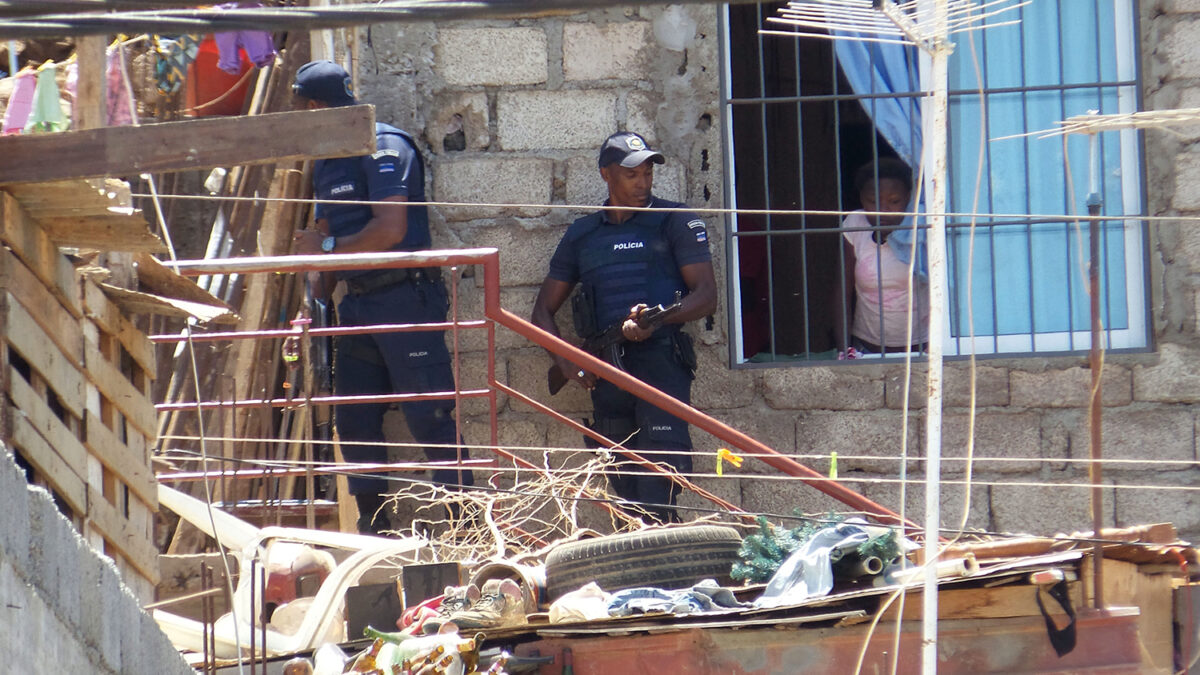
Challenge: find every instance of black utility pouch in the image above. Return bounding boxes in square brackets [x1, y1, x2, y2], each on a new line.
[571, 284, 598, 339]
[673, 331, 698, 378]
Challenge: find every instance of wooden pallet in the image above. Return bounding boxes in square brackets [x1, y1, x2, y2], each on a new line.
[0, 192, 160, 599]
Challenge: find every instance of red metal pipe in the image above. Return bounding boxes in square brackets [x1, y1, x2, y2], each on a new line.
[156, 388, 491, 412]
[157, 459, 497, 482]
[489, 307, 917, 532]
[149, 320, 488, 344]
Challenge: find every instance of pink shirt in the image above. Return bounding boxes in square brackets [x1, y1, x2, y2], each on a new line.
[843, 211, 929, 348]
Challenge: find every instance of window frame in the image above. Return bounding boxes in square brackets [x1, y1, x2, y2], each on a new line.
[718, 0, 1152, 368]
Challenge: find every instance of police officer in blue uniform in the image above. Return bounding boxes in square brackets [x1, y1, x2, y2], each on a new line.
[531, 131, 717, 523]
[291, 60, 472, 534]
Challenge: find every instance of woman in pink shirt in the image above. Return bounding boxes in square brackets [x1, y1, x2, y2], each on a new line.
[834, 158, 929, 357]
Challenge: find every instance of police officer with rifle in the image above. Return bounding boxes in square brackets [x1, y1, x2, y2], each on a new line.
[531, 131, 717, 523]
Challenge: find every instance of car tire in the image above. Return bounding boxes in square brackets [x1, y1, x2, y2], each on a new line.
[544, 525, 743, 600]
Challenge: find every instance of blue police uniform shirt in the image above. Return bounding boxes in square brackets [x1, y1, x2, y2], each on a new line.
[312, 123, 430, 276]
[548, 196, 711, 332]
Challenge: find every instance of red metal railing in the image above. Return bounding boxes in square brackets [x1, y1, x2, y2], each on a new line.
[159, 248, 916, 531]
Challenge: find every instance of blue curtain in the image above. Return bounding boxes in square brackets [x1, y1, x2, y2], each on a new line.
[945, 0, 1134, 344]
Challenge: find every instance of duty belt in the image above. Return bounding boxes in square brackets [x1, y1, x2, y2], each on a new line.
[344, 266, 442, 296]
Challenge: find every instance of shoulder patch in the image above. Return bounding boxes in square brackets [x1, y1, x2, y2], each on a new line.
[687, 219, 706, 230]
[372, 149, 401, 160]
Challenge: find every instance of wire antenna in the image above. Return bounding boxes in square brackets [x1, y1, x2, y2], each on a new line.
[764, 0, 1026, 52]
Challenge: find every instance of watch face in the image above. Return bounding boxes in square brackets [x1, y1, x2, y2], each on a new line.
[322, 236, 335, 252]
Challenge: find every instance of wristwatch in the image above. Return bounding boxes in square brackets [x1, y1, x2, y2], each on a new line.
[320, 235, 337, 253]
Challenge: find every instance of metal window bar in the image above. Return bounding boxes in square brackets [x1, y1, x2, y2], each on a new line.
[1018, 3, 1039, 354]
[757, 2, 780, 361]
[793, 17, 813, 357]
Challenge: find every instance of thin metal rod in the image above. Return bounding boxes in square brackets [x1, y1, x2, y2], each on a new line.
[922, 0, 952, 671]
[1086, 132, 1105, 610]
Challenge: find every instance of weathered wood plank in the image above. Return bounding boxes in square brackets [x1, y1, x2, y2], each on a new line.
[82, 339, 157, 439]
[82, 278, 156, 376]
[98, 283, 240, 324]
[86, 485, 161, 584]
[887, 580, 1084, 622]
[0, 105, 377, 185]
[40, 215, 166, 253]
[5, 297, 86, 418]
[8, 368, 88, 471]
[3, 254, 84, 368]
[0, 192, 81, 317]
[10, 408, 88, 516]
[134, 252, 233, 310]
[84, 409, 156, 508]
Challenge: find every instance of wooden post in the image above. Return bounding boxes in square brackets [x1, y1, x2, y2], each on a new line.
[74, 36, 106, 132]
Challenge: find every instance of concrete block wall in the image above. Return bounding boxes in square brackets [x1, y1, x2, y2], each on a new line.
[353, 2, 1200, 543]
[0, 444, 193, 674]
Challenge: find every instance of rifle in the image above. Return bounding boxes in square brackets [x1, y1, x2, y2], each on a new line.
[547, 297, 683, 395]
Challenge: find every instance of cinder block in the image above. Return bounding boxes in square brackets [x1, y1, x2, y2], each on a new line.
[691, 347, 758, 410]
[78, 554, 122, 669]
[703, 408, 799, 474]
[1165, 0, 1200, 14]
[0, 449, 32, 573]
[676, 475, 745, 520]
[1010, 364, 1132, 408]
[435, 27, 548, 86]
[883, 363, 1010, 409]
[739, 472, 861, 520]
[459, 221, 564, 286]
[1073, 406, 1196, 472]
[425, 92, 490, 153]
[433, 157, 553, 221]
[796, 410, 919, 475]
[763, 365, 885, 411]
[625, 91, 658, 143]
[991, 481, 1103, 536]
[27, 486, 82, 630]
[1161, 18, 1200, 81]
[941, 411, 1043, 475]
[562, 21, 651, 81]
[1133, 342, 1200, 403]
[497, 90, 618, 151]
[857, 478, 990, 534]
[1113, 474, 1200, 542]
[1174, 152, 1200, 212]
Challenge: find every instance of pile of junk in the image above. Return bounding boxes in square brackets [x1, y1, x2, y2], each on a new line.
[155, 484, 1200, 674]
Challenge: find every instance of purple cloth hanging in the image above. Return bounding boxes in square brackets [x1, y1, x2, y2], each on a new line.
[2, 69, 36, 134]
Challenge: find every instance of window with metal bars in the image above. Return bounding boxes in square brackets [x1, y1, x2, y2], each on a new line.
[721, 0, 1149, 364]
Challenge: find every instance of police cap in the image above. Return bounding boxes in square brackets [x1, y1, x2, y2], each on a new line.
[292, 60, 356, 106]
[598, 131, 666, 169]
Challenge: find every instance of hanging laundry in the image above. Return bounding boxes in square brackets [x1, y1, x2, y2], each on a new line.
[106, 44, 135, 126]
[154, 34, 201, 95]
[1, 68, 36, 134]
[24, 63, 68, 133]
[213, 2, 276, 74]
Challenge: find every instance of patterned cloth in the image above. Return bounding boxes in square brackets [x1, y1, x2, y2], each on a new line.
[153, 34, 201, 95]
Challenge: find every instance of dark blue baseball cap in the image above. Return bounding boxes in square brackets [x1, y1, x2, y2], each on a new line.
[598, 131, 665, 168]
[292, 60, 356, 106]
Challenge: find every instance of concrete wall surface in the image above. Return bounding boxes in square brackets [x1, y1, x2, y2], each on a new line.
[347, 2, 1200, 542]
[0, 445, 193, 675]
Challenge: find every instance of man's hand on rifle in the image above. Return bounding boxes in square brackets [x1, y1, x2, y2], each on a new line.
[622, 303, 655, 342]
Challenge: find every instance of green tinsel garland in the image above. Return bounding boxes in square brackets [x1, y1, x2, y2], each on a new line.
[731, 515, 901, 583]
